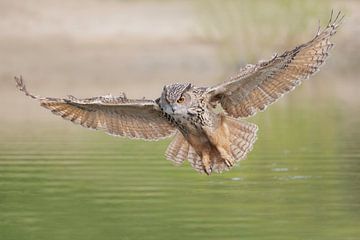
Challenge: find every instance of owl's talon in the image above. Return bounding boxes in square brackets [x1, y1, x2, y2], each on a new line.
[204, 166, 212, 175]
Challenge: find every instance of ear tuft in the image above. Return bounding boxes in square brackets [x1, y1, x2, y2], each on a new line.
[184, 83, 192, 92]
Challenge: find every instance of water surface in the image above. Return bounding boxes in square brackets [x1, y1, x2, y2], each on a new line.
[0, 101, 359, 240]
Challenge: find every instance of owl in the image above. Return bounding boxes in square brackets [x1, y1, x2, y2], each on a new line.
[15, 12, 343, 175]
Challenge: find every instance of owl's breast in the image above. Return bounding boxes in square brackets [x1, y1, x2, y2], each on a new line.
[172, 114, 199, 134]
[173, 109, 218, 136]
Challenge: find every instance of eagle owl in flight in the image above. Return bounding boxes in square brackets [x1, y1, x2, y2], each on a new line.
[16, 12, 343, 175]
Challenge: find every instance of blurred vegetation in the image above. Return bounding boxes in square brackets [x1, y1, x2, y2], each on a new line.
[193, 0, 331, 72]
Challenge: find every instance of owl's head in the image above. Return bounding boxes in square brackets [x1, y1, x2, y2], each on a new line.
[157, 83, 194, 116]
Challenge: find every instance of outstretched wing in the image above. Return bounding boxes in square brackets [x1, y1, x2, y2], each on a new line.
[15, 76, 176, 140]
[206, 11, 344, 118]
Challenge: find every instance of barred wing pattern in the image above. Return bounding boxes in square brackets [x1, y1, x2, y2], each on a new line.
[15, 77, 176, 140]
[206, 11, 343, 118]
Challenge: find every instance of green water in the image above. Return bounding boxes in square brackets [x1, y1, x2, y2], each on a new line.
[1, 101, 359, 240]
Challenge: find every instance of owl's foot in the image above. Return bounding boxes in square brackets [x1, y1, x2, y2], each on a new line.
[201, 151, 212, 175]
[203, 165, 212, 175]
[215, 145, 235, 168]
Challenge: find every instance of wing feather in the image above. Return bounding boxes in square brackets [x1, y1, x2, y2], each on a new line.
[15, 76, 176, 140]
[206, 11, 344, 118]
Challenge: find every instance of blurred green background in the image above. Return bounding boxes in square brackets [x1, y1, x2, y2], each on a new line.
[0, 0, 359, 240]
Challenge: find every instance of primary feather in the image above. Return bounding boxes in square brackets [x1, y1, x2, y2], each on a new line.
[206, 11, 344, 118]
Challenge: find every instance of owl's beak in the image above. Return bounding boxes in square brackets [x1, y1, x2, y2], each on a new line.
[171, 105, 181, 114]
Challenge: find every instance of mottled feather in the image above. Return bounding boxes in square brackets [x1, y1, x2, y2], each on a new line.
[206, 11, 343, 118]
[15, 76, 176, 140]
[165, 131, 190, 165]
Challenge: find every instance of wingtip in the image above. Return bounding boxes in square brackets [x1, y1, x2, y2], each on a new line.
[14, 75, 23, 88]
[14, 75, 27, 94]
[14, 75, 38, 99]
[328, 10, 345, 28]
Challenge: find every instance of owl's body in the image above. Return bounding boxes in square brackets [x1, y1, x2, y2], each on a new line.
[156, 83, 257, 174]
[15, 12, 343, 175]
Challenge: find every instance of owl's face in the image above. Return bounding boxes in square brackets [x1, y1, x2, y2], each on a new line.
[157, 83, 195, 116]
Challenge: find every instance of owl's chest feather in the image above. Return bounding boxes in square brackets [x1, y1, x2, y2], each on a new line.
[173, 108, 217, 135]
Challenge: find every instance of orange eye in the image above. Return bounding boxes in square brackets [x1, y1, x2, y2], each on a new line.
[177, 96, 185, 104]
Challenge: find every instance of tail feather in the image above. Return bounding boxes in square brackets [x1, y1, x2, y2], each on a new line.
[165, 132, 189, 166]
[175, 141, 190, 164]
[165, 117, 258, 174]
[166, 132, 205, 173]
[212, 117, 258, 173]
[228, 118, 258, 161]
[187, 147, 204, 173]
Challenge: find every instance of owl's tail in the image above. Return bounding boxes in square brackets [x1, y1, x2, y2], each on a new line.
[166, 118, 258, 174]
[165, 132, 204, 173]
[165, 132, 190, 166]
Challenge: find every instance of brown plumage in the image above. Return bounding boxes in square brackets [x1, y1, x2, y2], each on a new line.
[15, 76, 175, 140]
[206, 11, 344, 118]
[15, 11, 343, 175]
